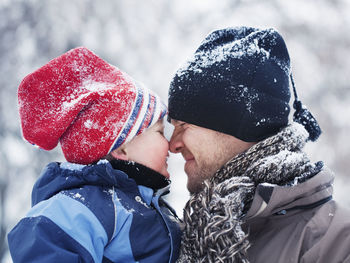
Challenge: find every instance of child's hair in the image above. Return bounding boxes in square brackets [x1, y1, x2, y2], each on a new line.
[18, 47, 167, 164]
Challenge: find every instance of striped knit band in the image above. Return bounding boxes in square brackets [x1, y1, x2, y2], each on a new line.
[109, 83, 167, 152]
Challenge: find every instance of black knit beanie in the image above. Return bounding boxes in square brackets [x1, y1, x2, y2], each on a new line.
[168, 26, 321, 142]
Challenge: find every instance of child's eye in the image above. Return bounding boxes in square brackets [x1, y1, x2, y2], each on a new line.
[156, 128, 164, 135]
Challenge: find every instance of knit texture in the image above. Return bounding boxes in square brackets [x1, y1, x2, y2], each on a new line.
[169, 27, 291, 142]
[18, 47, 166, 164]
[177, 122, 321, 263]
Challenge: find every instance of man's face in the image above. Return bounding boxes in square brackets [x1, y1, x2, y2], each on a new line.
[169, 120, 255, 193]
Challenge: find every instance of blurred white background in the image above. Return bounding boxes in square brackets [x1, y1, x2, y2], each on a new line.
[1, 0, 350, 262]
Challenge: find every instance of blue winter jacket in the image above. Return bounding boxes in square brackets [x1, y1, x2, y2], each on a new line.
[8, 160, 182, 263]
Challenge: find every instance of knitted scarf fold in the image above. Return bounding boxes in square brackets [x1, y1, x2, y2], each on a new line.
[177, 123, 321, 263]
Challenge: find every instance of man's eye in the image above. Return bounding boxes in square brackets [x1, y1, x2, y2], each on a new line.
[178, 123, 187, 129]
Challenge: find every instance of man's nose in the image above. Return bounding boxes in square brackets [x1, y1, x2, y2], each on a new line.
[169, 133, 183, 153]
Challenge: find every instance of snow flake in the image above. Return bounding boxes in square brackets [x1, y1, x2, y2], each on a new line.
[97, 159, 109, 165]
[60, 79, 116, 113]
[256, 118, 268, 126]
[74, 193, 82, 198]
[176, 30, 272, 78]
[258, 149, 306, 175]
[226, 85, 260, 113]
[84, 120, 93, 129]
[135, 195, 149, 208]
[60, 162, 85, 171]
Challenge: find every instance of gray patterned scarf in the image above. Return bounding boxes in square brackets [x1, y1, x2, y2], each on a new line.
[177, 123, 321, 263]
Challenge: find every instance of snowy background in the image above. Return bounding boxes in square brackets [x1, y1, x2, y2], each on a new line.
[1, 0, 350, 262]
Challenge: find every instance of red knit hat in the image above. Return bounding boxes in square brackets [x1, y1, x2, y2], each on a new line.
[18, 47, 167, 164]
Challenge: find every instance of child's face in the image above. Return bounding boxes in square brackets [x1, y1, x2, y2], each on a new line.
[122, 120, 170, 178]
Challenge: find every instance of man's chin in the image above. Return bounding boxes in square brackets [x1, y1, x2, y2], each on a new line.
[187, 180, 205, 194]
[186, 173, 207, 194]
[185, 165, 213, 194]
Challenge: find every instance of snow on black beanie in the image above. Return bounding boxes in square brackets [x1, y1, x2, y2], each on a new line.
[169, 27, 314, 142]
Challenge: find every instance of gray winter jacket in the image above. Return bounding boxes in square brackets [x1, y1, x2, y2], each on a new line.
[244, 167, 350, 263]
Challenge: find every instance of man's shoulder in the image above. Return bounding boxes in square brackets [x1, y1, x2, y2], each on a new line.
[247, 200, 350, 263]
[297, 200, 350, 262]
[308, 199, 350, 229]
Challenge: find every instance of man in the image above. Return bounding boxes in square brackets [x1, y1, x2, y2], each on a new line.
[168, 27, 350, 263]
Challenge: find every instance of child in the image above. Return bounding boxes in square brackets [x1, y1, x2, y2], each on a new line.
[8, 47, 181, 263]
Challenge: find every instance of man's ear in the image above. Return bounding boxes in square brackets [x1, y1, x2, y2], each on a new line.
[110, 147, 128, 161]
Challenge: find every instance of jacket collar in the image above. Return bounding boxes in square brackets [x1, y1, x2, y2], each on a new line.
[107, 159, 170, 191]
[244, 166, 334, 220]
[32, 159, 170, 206]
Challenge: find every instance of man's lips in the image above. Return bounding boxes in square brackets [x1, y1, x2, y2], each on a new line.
[182, 153, 195, 171]
[184, 156, 195, 173]
[183, 155, 195, 162]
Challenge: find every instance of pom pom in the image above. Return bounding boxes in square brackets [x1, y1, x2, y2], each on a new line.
[293, 100, 321, 142]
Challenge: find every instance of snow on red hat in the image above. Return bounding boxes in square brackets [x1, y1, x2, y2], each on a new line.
[18, 47, 167, 164]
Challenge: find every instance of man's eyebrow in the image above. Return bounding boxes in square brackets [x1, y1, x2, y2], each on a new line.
[175, 122, 187, 129]
[173, 120, 184, 126]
